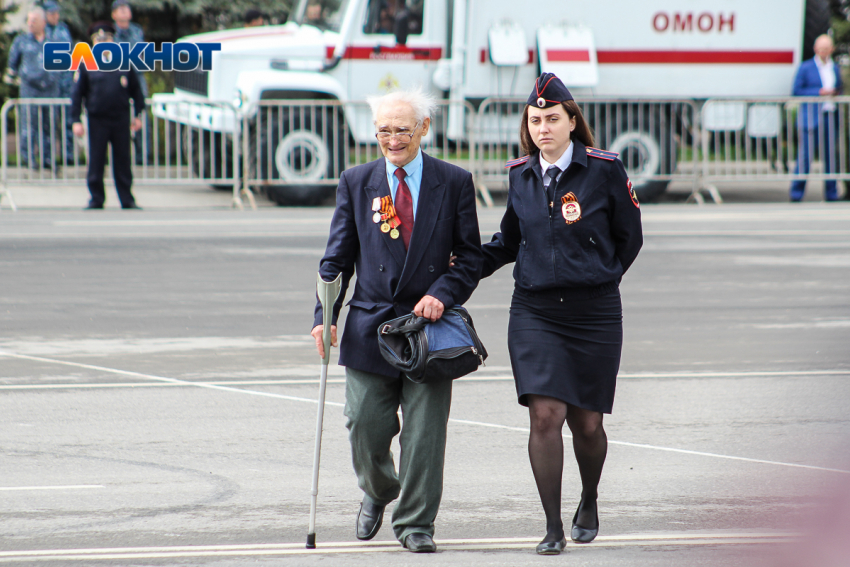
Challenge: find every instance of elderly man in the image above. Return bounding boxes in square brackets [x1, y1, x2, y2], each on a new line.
[790, 34, 843, 202]
[311, 90, 482, 552]
[7, 8, 59, 169]
[45, 1, 75, 163]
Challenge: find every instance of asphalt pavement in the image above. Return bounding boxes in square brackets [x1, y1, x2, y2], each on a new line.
[1, 193, 849, 566]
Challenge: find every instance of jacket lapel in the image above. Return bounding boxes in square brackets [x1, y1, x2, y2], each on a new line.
[364, 158, 407, 268]
[396, 153, 446, 294]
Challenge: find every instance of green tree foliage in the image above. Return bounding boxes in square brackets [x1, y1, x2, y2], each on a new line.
[49, 0, 295, 43]
[0, 2, 20, 103]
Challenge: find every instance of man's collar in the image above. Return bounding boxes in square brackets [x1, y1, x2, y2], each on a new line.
[385, 147, 423, 176]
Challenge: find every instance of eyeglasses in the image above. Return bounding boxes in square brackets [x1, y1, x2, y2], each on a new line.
[375, 124, 420, 143]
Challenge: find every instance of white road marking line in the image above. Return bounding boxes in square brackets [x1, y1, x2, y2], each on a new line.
[3, 369, 848, 391]
[2, 351, 847, 474]
[0, 352, 344, 408]
[0, 485, 103, 492]
[0, 533, 795, 560]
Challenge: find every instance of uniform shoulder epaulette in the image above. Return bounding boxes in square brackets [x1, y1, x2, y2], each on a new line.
[504, 155, 531, 168]
[586, 147, 619, 161]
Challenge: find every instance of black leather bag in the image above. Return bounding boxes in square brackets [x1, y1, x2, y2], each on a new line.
[377, 306, 487, 383]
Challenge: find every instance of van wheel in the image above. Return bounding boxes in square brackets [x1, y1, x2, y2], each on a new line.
[608, 129, 673, 203]
[181, 127, 235, 191]
[249, 106, 346, 206]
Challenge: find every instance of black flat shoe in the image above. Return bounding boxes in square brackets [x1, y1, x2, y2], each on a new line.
[355, 500, 385, 540]
[404, 533, 436, 553]
[535, 538, 567, 555]
[122, 203, 143, 210]
[571, 500, 599, 543]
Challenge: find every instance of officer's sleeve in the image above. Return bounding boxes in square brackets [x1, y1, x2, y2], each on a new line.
[481, 179, 521, 278]
[313, 171, 359, 329]
[608, 159, 643, 275]
[425, 170, 483, 307]
[128, 69, 146, 116]
[71, 68, 87, 123]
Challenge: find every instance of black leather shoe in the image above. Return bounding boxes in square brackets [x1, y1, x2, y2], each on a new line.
[571, 499, 599, 543]
[535, 537, 567, 555]
[122, 203, 143, 210]
[403, 533, 436, 553]
[355, 501, 385, 540]
[84, 203, 103, 210]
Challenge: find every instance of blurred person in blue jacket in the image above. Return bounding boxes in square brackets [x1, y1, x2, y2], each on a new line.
[45, 1, 75, 163]
[7, 8, 59, 169]
[791, 34, 843, 202]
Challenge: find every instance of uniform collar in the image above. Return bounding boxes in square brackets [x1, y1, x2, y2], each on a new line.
[523, 139, 588, 179]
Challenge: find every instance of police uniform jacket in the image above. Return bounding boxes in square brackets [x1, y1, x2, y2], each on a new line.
[314, 153, 483, 377]
[482, 139, 642, 290]
[8, 32, 58, 94]
[71, 66, 146, 123]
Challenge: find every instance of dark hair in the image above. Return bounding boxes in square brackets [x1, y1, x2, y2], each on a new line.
[245, 9, 264, 22]
[519, 101, 595, 156]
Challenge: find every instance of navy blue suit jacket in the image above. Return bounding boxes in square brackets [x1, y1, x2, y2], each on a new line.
[314, 153, 483, 377]
[793, 57, 843, 130]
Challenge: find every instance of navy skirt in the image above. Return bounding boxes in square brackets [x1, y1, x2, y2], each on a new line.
[507, 282, 623, 413]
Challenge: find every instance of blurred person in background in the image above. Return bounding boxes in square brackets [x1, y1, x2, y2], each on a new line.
[6, 8, 59, 170]
[790, 34, 842, 202]
[112, 0, 149, 165]
[72, 23, 146, 210]
[44, 1, 75, 164]
[244, 9, 266, 27]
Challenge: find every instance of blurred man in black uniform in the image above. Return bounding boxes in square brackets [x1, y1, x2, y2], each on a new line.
[71, 23, 145, 210]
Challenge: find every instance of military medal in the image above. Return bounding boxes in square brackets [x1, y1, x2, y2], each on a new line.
[120, 75, 128, 88]
[381, 222, 391, 233]
[372, 197, 381, 211]
[388, 216, 401, 239]
[373, 212, 382, 223]
[561, 192, 582, 224]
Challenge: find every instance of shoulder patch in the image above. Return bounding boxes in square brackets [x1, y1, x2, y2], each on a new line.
[504, 155, 531, 168]
[586, 147, 619, 161]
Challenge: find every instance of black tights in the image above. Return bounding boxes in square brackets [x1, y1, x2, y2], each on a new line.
[527, 395, 607, 541]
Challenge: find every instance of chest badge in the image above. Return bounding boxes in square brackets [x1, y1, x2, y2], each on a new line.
[561, 192, 582, 224]
[373, 195, 401, 238]
[120, 75, 128, 88]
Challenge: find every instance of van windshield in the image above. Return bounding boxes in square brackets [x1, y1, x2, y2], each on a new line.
[295, 0, 352, 33]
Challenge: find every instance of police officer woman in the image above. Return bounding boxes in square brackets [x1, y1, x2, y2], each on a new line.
[481, 73, 642, 554]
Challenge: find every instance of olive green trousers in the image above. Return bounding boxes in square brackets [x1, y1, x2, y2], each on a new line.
[344, 367, 453, 542]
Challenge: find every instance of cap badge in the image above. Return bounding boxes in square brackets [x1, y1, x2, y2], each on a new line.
[537, 97, 546, 108]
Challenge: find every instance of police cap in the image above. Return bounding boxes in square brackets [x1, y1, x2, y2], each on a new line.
[527, 73, 573, 109]
[43, 1, 60, 12]
[111, 0, 130, 9]
[88, 21, 116, 41]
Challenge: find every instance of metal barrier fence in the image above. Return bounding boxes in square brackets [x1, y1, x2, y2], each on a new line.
[241, 99, 476, 205]
[700, 96, 850, 202]
[474, 97, 700, 204]
[1, 97, 249, 210]
[3, 95, 850, 211]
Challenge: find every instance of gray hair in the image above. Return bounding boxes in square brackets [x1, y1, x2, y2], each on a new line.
[28, 7, 46, 20]
[367, 88, 438, 124]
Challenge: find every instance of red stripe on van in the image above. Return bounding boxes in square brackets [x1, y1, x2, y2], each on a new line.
[596, 50, 794, 64]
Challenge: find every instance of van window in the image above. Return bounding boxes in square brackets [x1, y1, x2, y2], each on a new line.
[363, 0, 424, 36]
